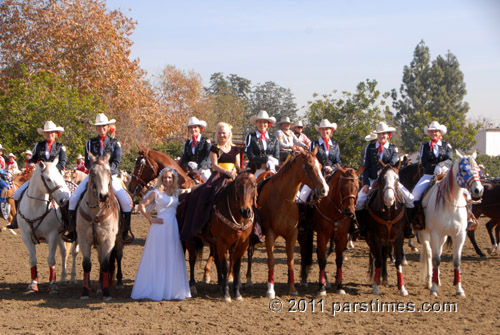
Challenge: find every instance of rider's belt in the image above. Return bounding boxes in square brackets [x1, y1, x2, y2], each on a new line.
[217, 163, 235, 171]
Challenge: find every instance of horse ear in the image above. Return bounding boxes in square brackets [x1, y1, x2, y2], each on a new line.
[103, 151, 111, 163]
[455, 150, 463, 159]
[88, 152, 97, 165]
[336, 164, 346, 174]
[471, 150, 477, 159]
[395, 158, 401, 171]
[38, 161, 46, 171]
[377, 158, 386, 169]
[311, 145, 318, 156]
[357, 165, 366, 176]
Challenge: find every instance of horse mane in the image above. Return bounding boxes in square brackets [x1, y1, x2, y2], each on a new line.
[272, 152, 304, 182]
[140, 147, 194, 189]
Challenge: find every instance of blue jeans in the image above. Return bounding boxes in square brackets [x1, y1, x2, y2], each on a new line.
[0, 178, 8, 203]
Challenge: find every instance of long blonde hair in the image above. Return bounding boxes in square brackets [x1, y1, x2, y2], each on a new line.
[156, 168, 180, 195]
[216, 122, 233, 146]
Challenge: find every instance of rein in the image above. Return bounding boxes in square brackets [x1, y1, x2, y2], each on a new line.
[314, 173, 358, 224]
[131, 154, 158, 187]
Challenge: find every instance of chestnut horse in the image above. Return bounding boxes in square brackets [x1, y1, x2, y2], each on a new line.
[365, 162, 409, 296]
[256, 147, 329, 298]
[300, 165, 364, 296]
[203, 171, 257, 302]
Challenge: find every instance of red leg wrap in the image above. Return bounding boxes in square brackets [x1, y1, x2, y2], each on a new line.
[102, 272, 109, 289]
[374, 268, 380, 285]
[83, 272, 90, 290]
[320, 269, 326, 285]
[397, 272, 404, 289]
[49, 267, 56, 282]
[31, 266, 38, 281]
[432, 268, 439, 285]
[288, 269, 294, 284]
[454, 269, 461, 285]
[268, 269, 274, 284]
[336, 268, 342, 285]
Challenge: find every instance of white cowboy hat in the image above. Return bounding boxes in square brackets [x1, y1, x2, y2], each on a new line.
[37, 121, 64, 135]
[424, 121, 447, 136]
[0, 144, 5, 152]
[293, 120, 305, 128]
[249, 110, 276, 126]
[364, 132, 377, 142]
[91, 113, 116, 126]
[373, 121, 396, 134]
[7, 153, 16, 159]
[314, 119, 337, 131]
[22, 149, 32, 156]
[277, 116, 292, 125]
[186, 116, 207, 128]
[76, 154, 84, 160]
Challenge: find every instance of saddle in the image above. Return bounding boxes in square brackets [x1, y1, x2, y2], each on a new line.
[413, 172, 448, 231]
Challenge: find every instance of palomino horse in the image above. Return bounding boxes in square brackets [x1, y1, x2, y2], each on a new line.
[256, 147, 329, 298]
[471, 180, 500, 254]
[420, 152, 484, 297]
[365, 162, 409, 296]
[300, 165, 364, 295]
[17, 161, 70, 293]
[203, 171, 257, 302]
[77, 153, 120, 301]
[128, 146, 195, 196]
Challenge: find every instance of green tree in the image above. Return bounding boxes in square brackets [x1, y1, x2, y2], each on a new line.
[306, 79, 391, 167]
[251, 81, 298, 127]
[393, 40, 477, 153]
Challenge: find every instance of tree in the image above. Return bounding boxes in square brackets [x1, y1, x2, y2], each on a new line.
[0, 0, 156, 153]
[392, 40, 477, 153]
[251, 81, 298, 127]
[306, 79, 391, 167]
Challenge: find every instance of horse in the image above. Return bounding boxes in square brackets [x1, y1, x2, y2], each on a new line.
[16, 161, 71, 293]
[420, 152, 484, 297]
[471, 180, 500, 254]
[299, 165, 364, 296]
[128, 145, 195, 196]
[365, 161, 409, 296]
[1, 169, 34, 226]
[202, 171, 257, 302]
[76, 152, 120, 301]
[255, 147, 329, 298]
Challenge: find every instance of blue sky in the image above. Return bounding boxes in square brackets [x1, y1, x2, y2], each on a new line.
[107, 0, 500, 123]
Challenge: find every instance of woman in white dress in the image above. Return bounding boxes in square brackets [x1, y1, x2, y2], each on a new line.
[131, 168, 191, 301]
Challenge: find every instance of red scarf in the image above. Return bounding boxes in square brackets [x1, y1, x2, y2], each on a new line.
[47, 139, 55, 153]
[430, 139, 439, 152]
[377, 141, 385, 154]
[259, 131, 267, 143]
[322, 138, 329, 151]
[191, 135, 198, 148]
[99, 136, 107, 152]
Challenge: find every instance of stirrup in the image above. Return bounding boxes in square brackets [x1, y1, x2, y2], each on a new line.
[121, 231, 135, 244]
[62, 231, 76, 243]
[467, 220, 479, 231]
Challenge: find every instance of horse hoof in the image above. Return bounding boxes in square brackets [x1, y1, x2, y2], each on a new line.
[103, 296, 112, 302]
[325, 281, 331, 289]
[235, 296, 243, 302]
[382, 280, 389, 286]
[430, 291, 438, 297]
[301, 281, 308, 288]
[411, 247, 419, 253]
[336, 289, 346, 295]
[117, 285, 124, 290]
[244, 279, 253, 288]
[317, 289, 327, 297]
[372, 285, 380, 295]
[266, 292, 275, 299]
[348, 240, 354, 249]
[402, 259, 409, 266]
[80, 295, 89, 300]
[222, 296, 231, 303]
[190, 286, 197, 296]
[480, 255, 487, 260]
[400, 286, 408, 296]
[96, 289, 103, 294]
[8, 229, 17, 235]
[289, 290, 298, 296]
[203, 275, 210, 284]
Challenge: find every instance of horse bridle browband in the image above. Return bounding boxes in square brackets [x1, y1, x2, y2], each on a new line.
[131, 154, 158, 187]
[314, 172, 358, 223]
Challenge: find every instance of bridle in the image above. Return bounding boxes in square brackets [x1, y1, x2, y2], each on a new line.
[26, 167, 63, 203]
[131, 153, 158, 188]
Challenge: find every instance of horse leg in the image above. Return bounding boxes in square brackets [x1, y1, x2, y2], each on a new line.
[297, 227, 313, 287]
[334, 233, 347, 295]
[429, 234, 445, 296]
[394, 237, 408, 296]
[20, 231, 38, 292]
[216, 243, 231, 302]
[232, 244, 247, 302]
[244, 244, 254, 287]
[46, 234, 60, 294]
[187, 241, 198, 295]
[203, 247, 213, 284]
[58, 238, 68, 284]
[286, 228, 299, 296]
[453, 232, 466, 297]
[98, 243, 115, 301]
[381, 246, 389, 286]
[265, 231, 277, 299]
[80, 242, 92, 299]
[371, 241, 383, 295]
[486, 219, 497, 254]
[114, 241, 124, 289]
[408, 237, 419, 253]
[316, 232, 328, 296]
[495, 222, 500, 252]
[70, 241, 79, 284]
[467, 230, 486, 259]
[227, 248, 234, 284]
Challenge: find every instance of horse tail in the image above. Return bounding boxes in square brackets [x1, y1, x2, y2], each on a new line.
[194, 237, 204, 269]
[445, 235, 453, 251]
[367, 251, 374, 282]
[298, 228, 313, 272]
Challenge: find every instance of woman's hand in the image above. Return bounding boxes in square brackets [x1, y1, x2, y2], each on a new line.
[227, 168, 236, 179]
[150, 218, 163, 225]
[361, 185, 369, 194]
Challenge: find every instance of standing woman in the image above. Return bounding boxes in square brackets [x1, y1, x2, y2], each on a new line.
[9, 121, 68, 229]
[132, 168, 191, 301]
[276, 116, 307, 164]
[179, 116, 212, 182]
[63, 113, 133, 243]
[244, 110, 279, 179]
[179, 122, 240, 242]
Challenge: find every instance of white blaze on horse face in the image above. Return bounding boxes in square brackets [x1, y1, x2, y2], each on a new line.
[314, 159, 329, 196]
[383, 169, 397, 207]
[42, 162, 70, 205]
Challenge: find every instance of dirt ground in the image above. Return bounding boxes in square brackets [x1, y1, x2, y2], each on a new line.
[1, 215, 499, 335]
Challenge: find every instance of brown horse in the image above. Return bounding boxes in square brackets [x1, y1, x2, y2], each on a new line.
[2, 169, 34, 225]
[202, 172, 257, 302]
[128, 146, 195, 196]
[364, 162, 409, 296]
[256, 147, 329, 298]
[300, 165, 364, 296]
[471, 180, 500, 254]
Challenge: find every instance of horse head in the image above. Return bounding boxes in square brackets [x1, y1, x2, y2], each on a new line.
[34, 160, 70, 206]
[336, 165, 365, 216]
[233, 171, 257, 221]
[378, 164, 400, 208]
[299, 146, 329, 198]
[129, 146, 157, 195]
[88, 152, 113, 203]
[455, 154, 484, 200]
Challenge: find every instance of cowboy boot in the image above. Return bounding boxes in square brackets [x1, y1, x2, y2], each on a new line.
[121, 212, 134, 244]
[62, 210, 77, 242]
[6, 199, 20, 229]
[466, 204, 479, 231]
[404, 207, 416, 239]
[411, 201, 425, 231]
[355, 210, 367, 240]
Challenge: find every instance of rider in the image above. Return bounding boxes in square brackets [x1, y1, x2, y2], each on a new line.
[354, 122, 415, 239]
[5, 153, 18, 172]
[0, 144, 6, 169]
[410, 121, 453, 230]
[276, 116, 307, 165]
[292, 120, 311, 149]
[179, 116, 212, 183]
[63, 113, 134, 244]
[245, 110, 280, 179]
[22, 150, 33, 171]
[9, 121, 68, 229]
[75, 154, 88, 174]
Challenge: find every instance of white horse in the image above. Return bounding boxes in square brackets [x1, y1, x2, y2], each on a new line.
[17, 161, 71, 293]
[420, 152, 484, 297]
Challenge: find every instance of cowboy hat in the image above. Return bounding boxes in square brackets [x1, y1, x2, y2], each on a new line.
[364, 132, 377, 142]
[91, 113, 116, 126]
[37, 121, 64, 135]
[22, 149, 32, 156]
[249, 110, 276, 126]
[7, 153, 16, 159]
[373, 121, 396, 134]
[314, 119, 337, 131]
[0, 144, 5, 152]
[186, 116, 207, 128]
[277, 116, 292, 125]
[76, 154, 84, 160]
[424, 121, 447, 136]
[293, 120, 305, 128]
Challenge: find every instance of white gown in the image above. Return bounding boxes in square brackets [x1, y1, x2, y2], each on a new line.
[131, 191, 191, 301]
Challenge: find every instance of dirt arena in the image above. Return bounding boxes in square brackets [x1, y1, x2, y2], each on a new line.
[1, 215, 499, 334]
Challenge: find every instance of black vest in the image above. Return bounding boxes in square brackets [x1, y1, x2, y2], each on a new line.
[244, 132, 280, 169]
[310, 139, 341, 175]
[420, 141, 453, 174]
[85, 137, 122, 175]
[362, 142, 399, 185]
[180, 136, 211, 170]
[29, 140, 67, 172]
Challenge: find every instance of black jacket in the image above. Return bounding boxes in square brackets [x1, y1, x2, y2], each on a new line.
[29, 140, 67, 172]
[362, 142, 399, 186]
[244, 132, 279, 170]
[420, 141, 453, 175]
[310, 138, 341, 175]
[180, 136, 211, 170]
[85, 136, 121, 175]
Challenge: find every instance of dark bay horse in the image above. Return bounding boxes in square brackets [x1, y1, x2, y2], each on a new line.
[365, 162, 409, 296]
[203, 172, 257, 302]
[471, 180, 500, 254]
[256, 147, 329, 298]
[300, 165, 364, 296]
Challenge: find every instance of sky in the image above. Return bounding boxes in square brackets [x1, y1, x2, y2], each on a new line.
[107, 0, 500, 124]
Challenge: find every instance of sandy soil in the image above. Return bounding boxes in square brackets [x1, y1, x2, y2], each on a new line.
[1, 215, 499, 335]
